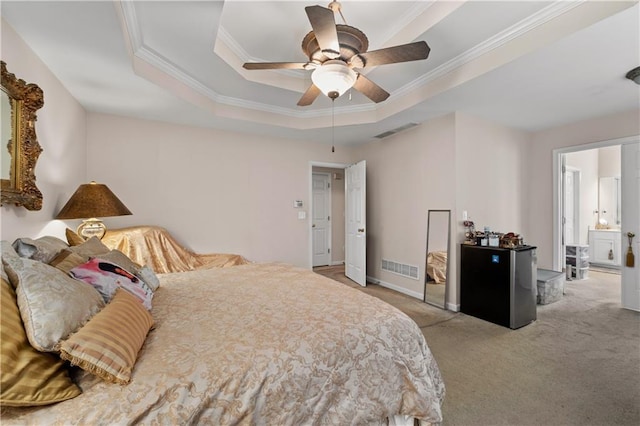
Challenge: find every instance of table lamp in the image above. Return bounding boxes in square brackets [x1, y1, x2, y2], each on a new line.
[55, 181, 132, 240]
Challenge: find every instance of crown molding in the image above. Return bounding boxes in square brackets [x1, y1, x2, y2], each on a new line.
[377, 0, 436, 47]
[216, 26, 305, 80]
[395, 0, 585, 98]
[118, 0, 378, 120]
[116, 0, 586, 124]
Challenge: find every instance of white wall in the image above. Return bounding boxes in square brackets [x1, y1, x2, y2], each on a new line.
[86, 112, 355, 268]
[528, 109, 640, 269]
[0, 20, 87, 242]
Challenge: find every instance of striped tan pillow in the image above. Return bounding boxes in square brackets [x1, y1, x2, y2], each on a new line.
[58, 288, 154, 385]
[1, 278, 81, 406]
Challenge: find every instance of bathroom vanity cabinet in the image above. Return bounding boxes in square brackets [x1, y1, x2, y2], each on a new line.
[588, 229, 621, 268]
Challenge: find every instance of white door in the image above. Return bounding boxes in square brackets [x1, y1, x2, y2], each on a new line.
[345, 160, 366, 286]
[621, 142, 640, 311]
[312, 173, 331, 267]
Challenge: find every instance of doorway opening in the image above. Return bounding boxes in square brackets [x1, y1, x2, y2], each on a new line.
[309, 161, 349, 271]
[309, 160, 367, 287]
[311, 169, 343, 267]
[553, 137, 639, 310]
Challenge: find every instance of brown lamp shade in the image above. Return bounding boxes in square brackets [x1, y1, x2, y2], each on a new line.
[55, 182, 132, 220]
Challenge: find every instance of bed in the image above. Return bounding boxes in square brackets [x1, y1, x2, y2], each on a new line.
[1, 230, 445, 425]
[426, 251, 447, 284]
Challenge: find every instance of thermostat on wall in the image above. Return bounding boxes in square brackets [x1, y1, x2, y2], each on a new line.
[293, 200, 303, 208]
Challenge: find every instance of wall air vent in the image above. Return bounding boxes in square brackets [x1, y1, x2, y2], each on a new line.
[374, 123, 418, 139]
[381, 259, 419, 280]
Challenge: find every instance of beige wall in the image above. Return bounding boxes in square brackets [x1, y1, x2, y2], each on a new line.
[528, 109, 640, 269]
[0, 20, 87, 242]
[599, 145, 621, 177]
[354, 114, 457, 299]
[453, 113, 531, 306]
[86, 113, 355, 268]
[353, 112, 530, 307]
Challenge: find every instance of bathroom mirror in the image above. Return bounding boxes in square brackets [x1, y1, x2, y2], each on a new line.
[424, 210, 450, 309]
[1, 61, 44, 210]
[598, 176, 621, 227]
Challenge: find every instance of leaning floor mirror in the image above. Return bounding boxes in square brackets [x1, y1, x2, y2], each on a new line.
[424, 210, 451, 309]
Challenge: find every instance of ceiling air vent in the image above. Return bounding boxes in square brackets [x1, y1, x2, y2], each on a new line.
[374, 123, 418, 139]
[381, 259, 419, 280]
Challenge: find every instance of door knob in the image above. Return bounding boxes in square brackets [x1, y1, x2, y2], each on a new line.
[358, 228, 365, 233]
[312, 224, 316, 228]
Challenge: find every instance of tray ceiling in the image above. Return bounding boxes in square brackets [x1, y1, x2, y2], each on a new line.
[2, 0, 638, 146]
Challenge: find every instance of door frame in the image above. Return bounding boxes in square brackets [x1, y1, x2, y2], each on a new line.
[308, 161, 350, 269]
[553, 135, 640, 311]
[553, 135, 639, 271]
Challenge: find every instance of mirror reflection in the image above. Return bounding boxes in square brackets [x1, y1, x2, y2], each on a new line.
[1, 89, 12, 181]
[598, 176, 621, 228]
[424, 210, 450, 309]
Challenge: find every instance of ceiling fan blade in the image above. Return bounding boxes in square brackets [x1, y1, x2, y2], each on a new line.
[353, 41, 430, 67]
[305, 5, 340, 58]
[243, 62, 308, 70]
[352, 74, 390, 103]
[297, 84, 322, 106]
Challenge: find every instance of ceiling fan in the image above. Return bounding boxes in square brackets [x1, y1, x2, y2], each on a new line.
[242, 1, 431, 106]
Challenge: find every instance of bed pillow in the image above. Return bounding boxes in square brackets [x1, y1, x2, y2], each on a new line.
[58, 288, 154, 385]
[11, 236, 69, 264]
[68, 236, 110, 258]
[70, 258, 154, 310]
[100, 249, 160, 291]
[1, 240, 21, 286]
[138, 265, 160, 291]
[99, 249, 142, 275]
[65, 228, 85, 246]
[1, 277, 82, 406]
[2, 246, 105, 352]
[49, 249, 88, 274]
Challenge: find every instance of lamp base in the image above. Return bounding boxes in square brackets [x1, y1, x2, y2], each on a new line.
[77, 218, 107, 240]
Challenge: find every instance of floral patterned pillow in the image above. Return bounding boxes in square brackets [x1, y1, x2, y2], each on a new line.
[70, 258, 154, 310]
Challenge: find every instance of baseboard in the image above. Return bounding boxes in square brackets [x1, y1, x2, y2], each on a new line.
[366, 275, 423, 300]
[331, 260, 345, 266]
[367, 275, 461, 312]
[446, 303, 460, 312]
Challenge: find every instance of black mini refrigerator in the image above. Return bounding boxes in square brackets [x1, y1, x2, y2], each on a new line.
[460, 244, 537, 329]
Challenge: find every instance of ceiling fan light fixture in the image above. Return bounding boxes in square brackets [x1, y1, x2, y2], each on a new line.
[311, 60, 357, 98]
[626, 66, 640, 85]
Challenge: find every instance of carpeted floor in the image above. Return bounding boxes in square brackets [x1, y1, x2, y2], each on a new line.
[314, 265, 640, 426]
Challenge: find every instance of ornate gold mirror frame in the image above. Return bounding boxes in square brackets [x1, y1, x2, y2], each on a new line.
[1, 61, 44, 210]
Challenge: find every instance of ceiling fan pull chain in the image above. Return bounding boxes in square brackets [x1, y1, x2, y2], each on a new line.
[331, 98, 336, 153]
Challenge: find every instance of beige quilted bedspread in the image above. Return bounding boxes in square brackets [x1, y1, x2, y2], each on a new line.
[3, 263, 444, 425]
